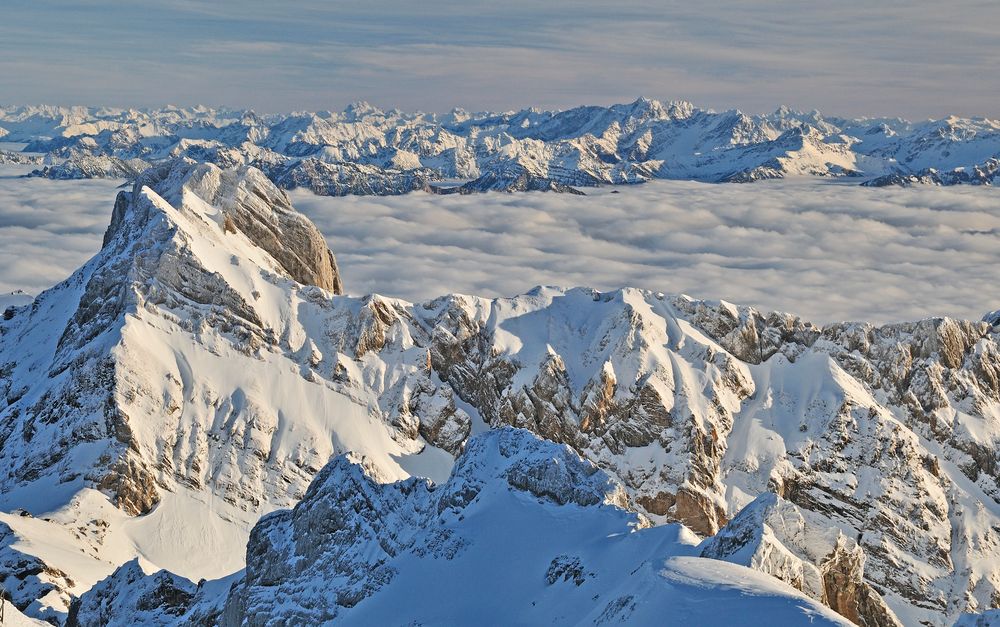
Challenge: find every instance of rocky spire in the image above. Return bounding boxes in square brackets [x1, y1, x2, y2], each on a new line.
[106, 159, 344, 294]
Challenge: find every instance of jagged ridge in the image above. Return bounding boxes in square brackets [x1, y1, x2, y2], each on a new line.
[4, 99, 1000, 191]
[2, 162, 1000, 625]
[67, 429, 853, 627]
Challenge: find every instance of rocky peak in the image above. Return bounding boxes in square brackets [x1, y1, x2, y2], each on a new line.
[0, 159, 359, 542]
[69, 429, 851, 626]
[701, 493, 902, 627]
[109, 159, 343, 294]
[222, 428, 636, 624]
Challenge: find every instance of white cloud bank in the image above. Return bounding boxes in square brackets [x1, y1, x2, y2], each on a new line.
[0, 167, 121, 298]
[291, 181, 1000, 324]
[1, 165, 998, 325]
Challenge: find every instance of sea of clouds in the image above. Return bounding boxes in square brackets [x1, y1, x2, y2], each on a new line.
[2, 165, 998, 324]
[0, 166, 121, 298]
[295, 181, 1000, 324]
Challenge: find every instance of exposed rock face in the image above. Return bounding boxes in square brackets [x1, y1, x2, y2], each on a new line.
[821, 539, 900, 627]
[69, 429, 852, 627]
[701, 494, 901, 627]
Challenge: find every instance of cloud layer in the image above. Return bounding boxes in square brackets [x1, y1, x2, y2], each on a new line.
[2, 164, 998, 325]
[0, 167, 120, 297]
[291, 181, 1000, 324]
[1, 1, 998, 118]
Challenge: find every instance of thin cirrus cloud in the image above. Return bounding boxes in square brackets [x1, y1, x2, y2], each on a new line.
[0, 0, 998, 118]
[2, 167, 999, 325]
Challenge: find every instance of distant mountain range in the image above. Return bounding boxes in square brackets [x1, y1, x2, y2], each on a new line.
[2, 99, 1000, 193]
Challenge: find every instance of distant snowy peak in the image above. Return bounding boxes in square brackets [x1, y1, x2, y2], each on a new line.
[5, 99, 1000, 190]
[431, 163, 587, 195]
[0, 290, 33, 313]
[28, 154, 149, 180]
[273, 158, 435, 196]
[0, 151, 43, 166]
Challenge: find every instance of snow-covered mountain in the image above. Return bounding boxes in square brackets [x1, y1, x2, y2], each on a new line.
[0, 151, 43, 166]
[2, 161, 1000, 625]
[66, 429, 853, 627]
[3, 99, 1000, 191]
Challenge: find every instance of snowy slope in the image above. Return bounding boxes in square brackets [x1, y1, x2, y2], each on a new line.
[68, 429, 852, 627]
[4, 99, 1000, 189]
[2, 161, 1000, 624]
[0, 598, 48, 627]
[0, 160, 462, 620]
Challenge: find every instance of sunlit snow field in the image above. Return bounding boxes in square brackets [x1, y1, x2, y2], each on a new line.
[2, 163, 999, 324]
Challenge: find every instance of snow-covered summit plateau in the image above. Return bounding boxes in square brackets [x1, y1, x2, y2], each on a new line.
[1, 160, 999, 625]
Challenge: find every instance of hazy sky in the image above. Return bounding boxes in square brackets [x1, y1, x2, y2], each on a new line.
[1, 1, 998, 118]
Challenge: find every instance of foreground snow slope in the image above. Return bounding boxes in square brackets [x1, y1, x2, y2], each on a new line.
[4, 99, 1000, 189]
[1, 161, 1000, 625]
[0, 598, 48, 626]
[68, 429, 853, 627]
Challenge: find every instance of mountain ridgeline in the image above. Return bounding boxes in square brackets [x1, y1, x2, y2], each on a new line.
[0, 161, 999, 626]
[2, 99, 1000, 194]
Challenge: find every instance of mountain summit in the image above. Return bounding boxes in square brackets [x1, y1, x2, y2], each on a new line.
[2, 161, 1000, 625]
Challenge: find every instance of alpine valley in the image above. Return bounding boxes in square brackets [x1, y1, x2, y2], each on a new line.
[1, 101, 1000, 627]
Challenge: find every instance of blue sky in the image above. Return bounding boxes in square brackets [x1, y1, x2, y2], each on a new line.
[2, 0, 998, 118]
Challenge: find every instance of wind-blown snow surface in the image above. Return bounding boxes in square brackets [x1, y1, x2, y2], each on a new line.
[0, 599, 46, 626]
[2, 167, 999, 323]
